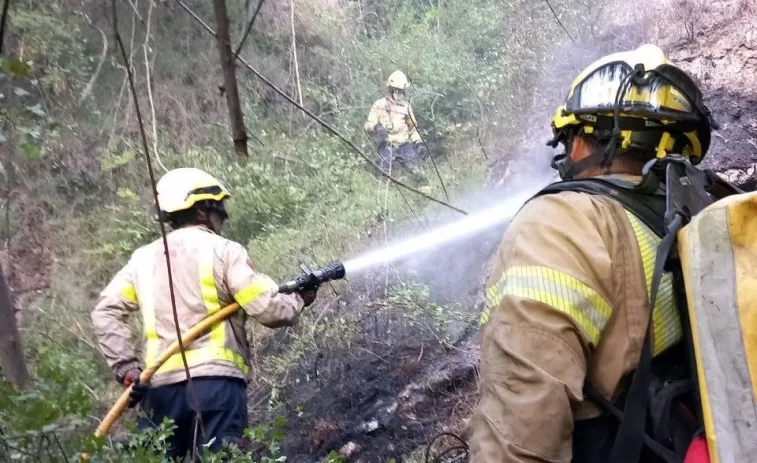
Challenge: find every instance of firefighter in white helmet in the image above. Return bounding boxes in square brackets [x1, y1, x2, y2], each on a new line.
[91, 167, 318, 458]
[364, 70, 429, 187]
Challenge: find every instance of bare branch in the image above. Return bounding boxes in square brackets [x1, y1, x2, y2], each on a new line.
[232, 0, 265, 62]
[142, 0, 167, 172]
[126, 0, 145, 24]
[78, 15, 109, 105]
[543, 0, 575, 42]
[290, 0, 303, 106]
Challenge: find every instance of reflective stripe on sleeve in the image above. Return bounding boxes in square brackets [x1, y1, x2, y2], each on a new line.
[483, 266, 612, 345]
[119, 283, 138, 304]
[234, 280, 273, 307]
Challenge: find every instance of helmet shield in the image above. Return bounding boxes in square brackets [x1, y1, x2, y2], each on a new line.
[566, 61, 700, 123]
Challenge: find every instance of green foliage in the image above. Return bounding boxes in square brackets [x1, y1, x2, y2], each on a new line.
[0, 58, 57, 160]
[374, 283, 475, 345]
[9, 2, 91, 95]
[86, 186, 159, 271]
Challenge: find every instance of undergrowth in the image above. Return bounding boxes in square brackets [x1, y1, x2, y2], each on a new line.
[1, 0, 613, 459]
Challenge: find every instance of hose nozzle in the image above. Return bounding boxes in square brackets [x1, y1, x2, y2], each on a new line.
[278, 261, 346, 294]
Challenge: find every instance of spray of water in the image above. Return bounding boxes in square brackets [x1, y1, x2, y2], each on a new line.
[343, 186, 542, 276]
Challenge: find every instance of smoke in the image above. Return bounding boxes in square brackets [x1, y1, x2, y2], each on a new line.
[339, 0, 661, 307]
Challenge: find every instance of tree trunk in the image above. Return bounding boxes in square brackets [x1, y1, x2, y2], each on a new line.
[0, 265, 31, 389]
[212, 0, 249, 156]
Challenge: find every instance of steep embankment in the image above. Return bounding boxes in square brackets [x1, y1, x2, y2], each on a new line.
[668, 3, 757, 187]
[268, 3, 757, 463]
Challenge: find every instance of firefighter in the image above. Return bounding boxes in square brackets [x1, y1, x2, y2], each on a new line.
[91, 167, 318, 458]
[468, 44, 715, 462]
[364, 70, 429, 188]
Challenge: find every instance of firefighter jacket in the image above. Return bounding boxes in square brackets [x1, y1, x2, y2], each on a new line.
[91, 225, 305, 388]
[364, 97, 422, 145]
[468, 175, 683, 462]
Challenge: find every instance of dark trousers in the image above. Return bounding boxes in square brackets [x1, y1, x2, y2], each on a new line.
[137, 377, 247, 459]
[377, 141, 419, 172]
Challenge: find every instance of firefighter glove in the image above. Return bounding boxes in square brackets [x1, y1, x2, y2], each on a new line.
[122, 368, 149, 409]
[299, 288, 318, 307]
[414, 141, 428, 158]
[375, 124, 389, 143]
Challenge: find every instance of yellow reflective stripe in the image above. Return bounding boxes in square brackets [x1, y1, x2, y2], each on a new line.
[200, 247, 221, 315]
[199, 245, 225, 350]
[157, 346, 249, 375]
[483, 266, 612, 345]
[136, 248, 160, 368]
[119, 283, 138, 304]
[625, 211, 683, 356]
[234, 280, 271, 307]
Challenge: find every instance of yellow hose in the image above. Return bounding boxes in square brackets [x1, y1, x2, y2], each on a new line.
[93, 302, 241, 438]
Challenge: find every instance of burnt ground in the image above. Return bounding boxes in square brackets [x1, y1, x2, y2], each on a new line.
[247, 4, 757, 463]
[668, 8, 757, 188]
[250, 211, 507, 462]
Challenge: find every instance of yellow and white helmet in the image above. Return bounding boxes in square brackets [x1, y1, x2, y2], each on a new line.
[549, 44, 714, 169]
[155, 167, 230, 219]
[386, 70, 410, 90]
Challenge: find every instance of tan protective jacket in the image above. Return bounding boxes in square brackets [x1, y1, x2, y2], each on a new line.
[92, 225, 304, 388]
[364, 97, 422, 145]
[468, 178, 683, 462]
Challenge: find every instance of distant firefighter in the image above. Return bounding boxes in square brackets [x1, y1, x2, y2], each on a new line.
[364, 70, 429, 188]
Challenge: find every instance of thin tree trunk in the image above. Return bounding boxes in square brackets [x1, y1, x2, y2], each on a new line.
[212, 0, 249, 156]
[0, 266, 31, 388]
[290, 0, 303, 106]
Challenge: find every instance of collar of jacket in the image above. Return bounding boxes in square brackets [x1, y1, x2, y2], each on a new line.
[179, 224, 217, 235]
[386, 96, 408, 107]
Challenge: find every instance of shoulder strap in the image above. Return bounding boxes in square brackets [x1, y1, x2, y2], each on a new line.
[535, 178, 667, 237]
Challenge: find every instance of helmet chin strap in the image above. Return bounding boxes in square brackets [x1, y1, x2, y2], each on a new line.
[551, 151, 606, 180]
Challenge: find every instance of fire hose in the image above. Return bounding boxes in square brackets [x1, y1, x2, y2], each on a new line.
[90, 261, 345, 441]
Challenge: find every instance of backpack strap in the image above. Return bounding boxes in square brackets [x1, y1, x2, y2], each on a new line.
[534, 178, 666, 237]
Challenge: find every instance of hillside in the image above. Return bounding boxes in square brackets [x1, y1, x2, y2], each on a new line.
[0, 0, 755, 462]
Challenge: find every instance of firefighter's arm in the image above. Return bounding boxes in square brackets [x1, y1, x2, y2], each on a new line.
[468, 193, 613, 462]
[91, 258, 141, 381]
[407, 104, 421, 143]
[223, 242, 305, 329]
[364, 99, 384, 133]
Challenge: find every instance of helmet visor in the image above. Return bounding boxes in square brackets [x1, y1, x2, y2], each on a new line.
[566, 62, 699, 122]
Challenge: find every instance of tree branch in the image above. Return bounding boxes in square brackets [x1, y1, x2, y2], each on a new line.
[78, 15, 109, 105]
[290, 0, 303, 106]
[232, 0, 264, 62]
[0, 0, 10, 55]
[142, 0, 167, 173]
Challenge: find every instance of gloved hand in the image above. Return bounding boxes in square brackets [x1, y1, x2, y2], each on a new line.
[121, 368, 149, 409]
[414, 141, 428, 158]
[298, 288, 318, 307]
[374, 124, 389, 143]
